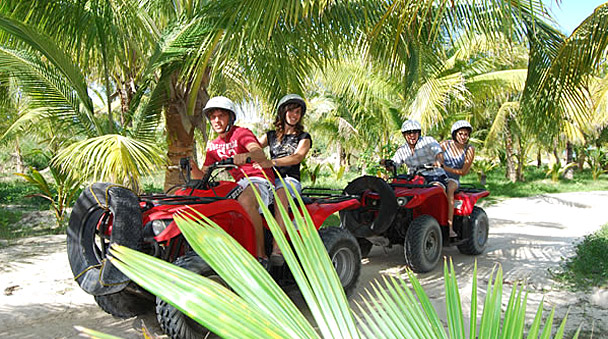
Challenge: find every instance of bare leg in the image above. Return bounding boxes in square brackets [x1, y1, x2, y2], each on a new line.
[272, 187, 289, 255]
[237, 185, 266, 259]
[447, 181, 458, 237]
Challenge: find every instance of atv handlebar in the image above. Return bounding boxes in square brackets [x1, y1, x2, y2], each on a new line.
[381, 159, 398, 177]
[198, 157, 251, 190]
[381, 159, 439, 179]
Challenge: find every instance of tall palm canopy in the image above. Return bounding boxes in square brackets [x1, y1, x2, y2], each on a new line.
[0, 0, 606, 187]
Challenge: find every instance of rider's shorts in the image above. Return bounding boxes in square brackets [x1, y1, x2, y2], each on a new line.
[424, 173, 453, 190]
[274, 176, 302, 198]
[237, 176, 274, 213]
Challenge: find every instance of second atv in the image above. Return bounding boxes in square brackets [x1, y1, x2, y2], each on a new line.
[339, 163, 490, 273]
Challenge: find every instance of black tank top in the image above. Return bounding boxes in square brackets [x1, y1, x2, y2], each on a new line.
[267, 130, 312, 180]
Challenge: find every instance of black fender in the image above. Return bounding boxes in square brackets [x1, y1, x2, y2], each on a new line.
[340, 176, 397, 237]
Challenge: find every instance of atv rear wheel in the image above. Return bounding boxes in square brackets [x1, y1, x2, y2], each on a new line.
[320, 227, 361, 296]
[340, 176, 397, 237]
[404, 215, 442, 273]
[156, 252, 222, 339]
[457, 207, 489, 255]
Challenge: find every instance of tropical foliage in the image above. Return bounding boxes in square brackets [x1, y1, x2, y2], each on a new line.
[15, 165, 81, 227]
[1, 0, 607, 190]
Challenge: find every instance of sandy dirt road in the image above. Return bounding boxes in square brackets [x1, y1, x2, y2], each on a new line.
[1, 191, 607, 338]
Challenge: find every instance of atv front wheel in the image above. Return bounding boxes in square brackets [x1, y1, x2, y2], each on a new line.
[404, 215, 442, 273]
[67, 183, 149, 317]
[156, 252, 223, 339]
[319, 227, 361, 296]
[457, 207, 489, 255]
[94, 287, 152, 318]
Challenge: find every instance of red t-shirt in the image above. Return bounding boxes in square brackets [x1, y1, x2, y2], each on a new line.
[203, 126, 274, 183]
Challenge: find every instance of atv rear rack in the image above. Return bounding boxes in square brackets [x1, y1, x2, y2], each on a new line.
[301, 187, 357, 204]
[139, 194, 226, 206]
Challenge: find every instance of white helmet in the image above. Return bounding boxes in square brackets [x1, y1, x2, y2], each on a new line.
[400, 119, 422, 133]
[451, 120, 472, 140]
[203, 96, 237, 124]
[277, 94, 307, 116]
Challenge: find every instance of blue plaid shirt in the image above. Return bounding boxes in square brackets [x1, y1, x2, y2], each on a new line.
[392, 136, 446, 177]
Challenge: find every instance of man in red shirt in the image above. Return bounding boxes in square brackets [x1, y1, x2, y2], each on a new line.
[192, 96, 274, 268]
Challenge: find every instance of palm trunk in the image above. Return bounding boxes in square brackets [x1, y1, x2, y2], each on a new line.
[516, 138, 525, 182]
[505, 126, 517, 183]
[163, 72, 209, 191]
[576, 145, 586, 170]
[565, 141, 574, 179]
[15, 136, 25, 173]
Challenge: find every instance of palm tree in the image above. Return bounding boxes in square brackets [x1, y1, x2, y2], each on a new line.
[0, 1, 165, 188]
[1, 0, 368, 189]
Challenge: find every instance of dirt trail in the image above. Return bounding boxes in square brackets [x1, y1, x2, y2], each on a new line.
[1, 191, 608, 338]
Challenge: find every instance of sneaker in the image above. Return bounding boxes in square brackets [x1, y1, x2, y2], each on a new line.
[270, 253, 285, 267]
[257, 257, 270, 271]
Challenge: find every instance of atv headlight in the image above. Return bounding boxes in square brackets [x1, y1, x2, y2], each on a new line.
[397, 196, 410, 206]
[151, 219, 172, 236]
[454, 200, 463, 210]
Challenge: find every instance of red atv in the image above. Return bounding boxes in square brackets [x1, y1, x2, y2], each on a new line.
[340, 161, 490, 273]
[66, 158, 362, 339]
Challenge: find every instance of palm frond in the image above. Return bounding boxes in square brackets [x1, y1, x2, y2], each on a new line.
[486, 101, 520, 146]
[0, 13, 95, 116]
[408, 72, 467, 129]
[468, 69, 528, 94]
[52, 134, 165, 189]
[107, 182, 581, 339]
[522, 3, 608, 141]
[0, 46, 100, 137]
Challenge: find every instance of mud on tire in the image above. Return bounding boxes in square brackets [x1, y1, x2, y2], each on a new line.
[404, 215, 442, 273]
[457, 207, 489, 255]
[319, 227, 361, 296]
[156, 252, 221, 339]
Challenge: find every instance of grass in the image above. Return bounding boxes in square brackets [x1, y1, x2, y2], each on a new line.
[0, 209, 23, 239]
[550, 224, 608, 291]
[460, 165, 608, 204]
[0, 176, 51, 209]
[0, 175, 60, 240]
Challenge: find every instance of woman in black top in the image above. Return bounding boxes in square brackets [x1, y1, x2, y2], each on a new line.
[258, 94, 312, 264]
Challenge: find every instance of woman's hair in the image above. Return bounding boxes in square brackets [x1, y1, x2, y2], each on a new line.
[273, 102, 304, 141]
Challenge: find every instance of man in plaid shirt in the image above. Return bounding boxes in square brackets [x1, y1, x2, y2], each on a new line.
[382, 119, 459, 237]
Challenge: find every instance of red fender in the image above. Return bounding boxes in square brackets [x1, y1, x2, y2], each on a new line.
[454, 190, 490, 216]
[303, 198, 361, 228]
[151, 199, 257, 256]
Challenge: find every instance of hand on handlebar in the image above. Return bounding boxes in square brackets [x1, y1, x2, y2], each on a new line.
[232, 153, 250, 166]
[189, 158, 204, 179]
